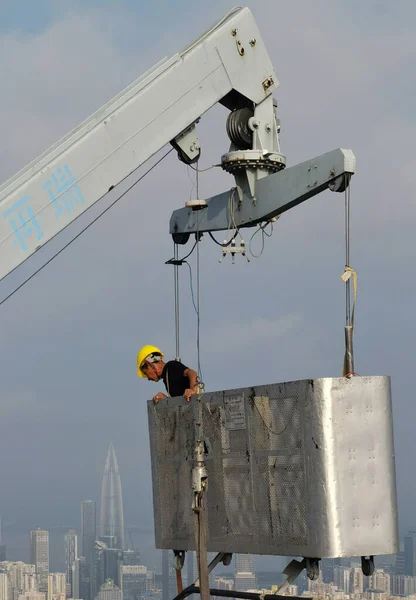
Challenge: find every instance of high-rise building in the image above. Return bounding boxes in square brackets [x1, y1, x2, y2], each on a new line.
[120, 566, 147, 600]
[235, 555, 256, 592]
[95, 580, 122, 600]
[146, 570, 155, 594]
[213, 577, 234, 597]
[0, 573, 8, 600]
[369, 569, 391, 594]
[0, 562, 36, 599]
[0, 518, 6, 563]
[334, 566, 351, 593]
[94, 546, 124, 592]
[47, 574, 65, 600]
[81, 500, 96, 600]
[30, 531, 49, 594]
[72, 558, 90, 600]
[392, 574, 416, 596]
[162, 551, 168, 600]
[47, 574, 66, 600]
[0, 549, 6, 563]
[100, 444, 124, 550]
[81, 501, 96, 566]
[349, 567, 364, 594]
[395, 550, 405, 575]
[186, 551, 194, 589]
[121, 552, 141, 567]
[64, 531, 77, 598]
[161, 551, 175, 600]
[405, 532, 416, 576]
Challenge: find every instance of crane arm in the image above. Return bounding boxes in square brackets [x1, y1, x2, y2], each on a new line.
[0, 6, 277, 281]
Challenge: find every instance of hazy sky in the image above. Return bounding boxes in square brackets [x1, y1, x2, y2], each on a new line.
[0, 0, 415, 573]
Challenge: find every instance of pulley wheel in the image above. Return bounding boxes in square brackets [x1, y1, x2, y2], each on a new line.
[226, 107, 254, 150]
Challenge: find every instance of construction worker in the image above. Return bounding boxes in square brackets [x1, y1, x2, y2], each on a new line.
[137, 345, 199, 403]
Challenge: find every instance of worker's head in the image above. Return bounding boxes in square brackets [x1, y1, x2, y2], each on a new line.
[137, 345, 165, 381]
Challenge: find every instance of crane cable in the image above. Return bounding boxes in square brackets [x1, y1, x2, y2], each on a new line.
[173, 241, 181, 361]
[195, 164, 202, 381]
[341, 174, 358, 377]
[0, 148, 174, 308]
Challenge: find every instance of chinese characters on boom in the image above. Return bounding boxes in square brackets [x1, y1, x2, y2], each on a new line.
[2, 164, 85, 253]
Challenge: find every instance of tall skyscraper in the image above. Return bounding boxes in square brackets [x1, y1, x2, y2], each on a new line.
[405, 532, 416, 576]
[235, 555, 256, 592]
[0, 518, 6, 562]
[100, 444, 124, 550]
[72, 557, 90, 600]
[81, 499, 96, 600]
[30, 530, 49, 594]
[161, 551, 177, 600]
[396, 550, 405, 575]
[81, 501, 96, 566]
[94, 547, 124, 590]
[64, 530, 77, 598]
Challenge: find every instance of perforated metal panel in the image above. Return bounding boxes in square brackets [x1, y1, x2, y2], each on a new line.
[148, 376, 399, 558]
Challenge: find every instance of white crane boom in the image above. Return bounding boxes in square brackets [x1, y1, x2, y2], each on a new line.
[0, 7, 277, 281]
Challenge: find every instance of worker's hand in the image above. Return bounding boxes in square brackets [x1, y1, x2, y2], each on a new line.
[184, 387, 198, 402]
[153, 392, 167, 404]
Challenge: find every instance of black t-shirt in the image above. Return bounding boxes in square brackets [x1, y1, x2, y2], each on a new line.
[162, 360, 189, 397]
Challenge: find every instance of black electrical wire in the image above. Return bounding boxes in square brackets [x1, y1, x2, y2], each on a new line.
[180, 240, 198, 261]
[0, 148, 174, 308]
[208, 230, 238, 247]
[165, 239, 198, 265]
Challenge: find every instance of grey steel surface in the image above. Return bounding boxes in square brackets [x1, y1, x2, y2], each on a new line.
[148, 376, 399, 558]
[169, 148, 355, 235]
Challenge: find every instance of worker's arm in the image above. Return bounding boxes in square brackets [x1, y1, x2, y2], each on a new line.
[184, 368, 199, 402]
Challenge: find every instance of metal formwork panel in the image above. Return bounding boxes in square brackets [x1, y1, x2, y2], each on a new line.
[148, 376, 399, 558]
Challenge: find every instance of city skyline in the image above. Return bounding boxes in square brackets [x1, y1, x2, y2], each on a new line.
[4, 494, 416, 600]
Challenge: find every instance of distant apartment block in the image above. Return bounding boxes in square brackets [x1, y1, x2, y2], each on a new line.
[30, 531, 49, 595]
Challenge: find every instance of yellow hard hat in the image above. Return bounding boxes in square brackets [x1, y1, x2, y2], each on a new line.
[137, 345, 164, 378]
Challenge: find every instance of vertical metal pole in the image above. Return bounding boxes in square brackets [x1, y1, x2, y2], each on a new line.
[343, 175, 354, 376]
[196, 213, 202, 379]
[193, 399, 210, 600]
[345, 175, 351, 327]
[195, 491, 210, 600]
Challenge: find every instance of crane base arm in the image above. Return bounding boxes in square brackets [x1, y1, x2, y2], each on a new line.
[170, 148, 355, 237]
